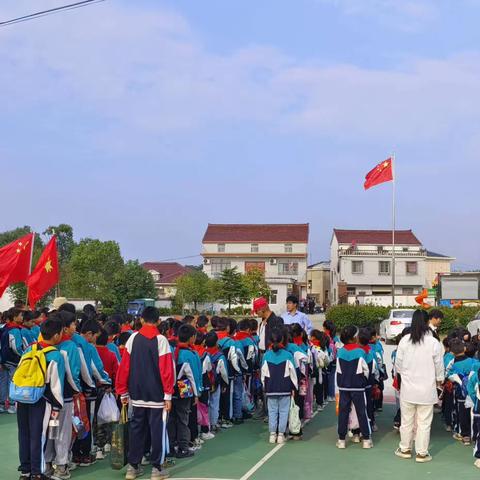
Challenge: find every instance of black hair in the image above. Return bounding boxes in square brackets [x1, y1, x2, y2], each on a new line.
[10, 308, 24, 320]
[310, 329, 329, 349]
[96, 328, 109, 346]
[465, 342, 476, 358]
[14, 299, 25, 308]
[442, 337, 450, 350]
[142, 306, 160, 324]
[410, 309, 430, 344]
[58, 303, 76, 314]
[23, 310, 34, 322]
[428, 309, 444, 320]
[59, 311, 76, 329]
[158, 321, 169, 336]
[182, 315, 195, 325]
[358, 327, 372, 346]
[195, 331, 205, 345]
[210, 316, 220, 329]
[340, 325, 358, 345]
[109, 314, 124, 324]
[178, 324, 197, 343]
[104, 320, 120, 336]
[270, 328, 286, 352]
[228, 318, 237, 336]
[205, 331, 218, 348]
[238, 319, 251, 332]
[32, 311, 42, 320]
[249, 318, 258, 332]
[286, 295, 299, 305]
[39, 307, 49, 315]
[196, 315, 209, 328]
[291, 323, 304, 338]
[83, 304, 96, 314]
[40, 318, 63, 340]
[80, 318, 101, 335]
[172, 320, 183, 336]
[450, 338, 465, 356]
[118, 331, 131, 346]
[323, 319, 336, 338]
[215, 317, 229, 331]
[96, 313, 108, 325]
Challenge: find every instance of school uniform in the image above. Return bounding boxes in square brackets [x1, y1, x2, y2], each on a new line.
[336, 344, 370, 441]
[106, 340, 122, 363]
[370, 340, 386, 410]
[17, 342, 65, 477]
[310, 341, 329, 407]
[442, 352, 455, 429]
[117, 324, 175, 468]
[467, 371, 480, 459]
[0, 322, 24, 409]
[205, 347, 229, 428]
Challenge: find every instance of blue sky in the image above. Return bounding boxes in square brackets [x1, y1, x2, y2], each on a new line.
[1, 0, 479, 268]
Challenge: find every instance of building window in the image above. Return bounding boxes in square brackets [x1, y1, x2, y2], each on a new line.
[403, 287, 414, 295]
[347, 287, 356, 296]
[284, 243, 293, 253]
[270, 290, 278, 305]
[403, 247, 408, 252]
[211, 258, 231, 277]
[406, 261, 418, 275]
[379, 261, 391, 275]
[377, 245, 385, 254]
[217, 243, 225, 253]
[278, 260, 298, 275]
[351, 261, 363, 274]
[251, 243, 259, 253]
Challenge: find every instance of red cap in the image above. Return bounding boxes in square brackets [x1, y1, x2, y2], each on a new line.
[253, 297, 268, 313]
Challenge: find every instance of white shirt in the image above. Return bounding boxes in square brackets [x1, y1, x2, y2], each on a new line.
[281, 310, 314, 334]
[258, 320, 266, 351]
[395, 332, 444, 405]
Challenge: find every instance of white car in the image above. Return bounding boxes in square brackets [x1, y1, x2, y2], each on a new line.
[466, 312, 480, 336]
[380, 309, 415, 344]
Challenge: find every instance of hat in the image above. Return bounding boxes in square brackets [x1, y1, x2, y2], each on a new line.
[253, 297, 268, 313]
[52, 296, 68, 310]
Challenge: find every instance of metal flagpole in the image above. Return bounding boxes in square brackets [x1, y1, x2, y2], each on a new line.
[25, 230, 35, 309]
[391, 153, 396, 308]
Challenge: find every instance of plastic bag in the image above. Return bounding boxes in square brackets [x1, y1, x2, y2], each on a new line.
[197, 401, 210, 427]
[97, 393, 120, 425]
[242, 383, 255, 413]
[288, 396, 302, 435]
[111, 404, 129, 470]
[72, 393, 90, 440]
[348, 404, 359, 430]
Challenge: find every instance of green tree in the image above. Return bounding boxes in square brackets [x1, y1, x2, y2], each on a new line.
[242, 267, 271, 302]
[111, 260, 157, 312]
[175, 270, 212, 312]
[217, 267, 249, 313]
[65, 238, 124, 306]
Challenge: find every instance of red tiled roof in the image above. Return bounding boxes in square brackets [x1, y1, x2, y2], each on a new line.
[202, 224, 309, 243]
[141, 262, 192, 283]
[333, 229, 422, 246]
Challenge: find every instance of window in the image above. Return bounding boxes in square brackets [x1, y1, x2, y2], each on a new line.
[379, 261, 391, 275]
[403, 247, 409, 252]
[347, 287, 356, 295]
[278, 260, 298, 275]
[251, 243, 259, 253]
[270, 290, 278, 305]
[403, 287, 414, 295]
[377, 245, 385, 253]
[284, 243, 293, 253]
[351, 261, 363, 274]
[406, 261, 418, 275]
[211, 258, 231, 277]
[217, 243, 225, 253]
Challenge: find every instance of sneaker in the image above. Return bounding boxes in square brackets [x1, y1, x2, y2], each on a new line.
[269, 433, 277, 444]
[7, 406, 17, 414]
[463, 437, 471, 446]
[45, 462, 54, 477]
[51, 465, 71, 480]
[78, 456, 96, 467]
[395, 448, 412, 459]
[176, 449, 194, 459]
[336, 439, 346, 449]
[150, 466, 169, 480]
[445, 425, 452, 432]
[453, 432, 463, 441]
[277, 433, 286, 444]
[327, 396, 336, 403]
[18, 473, 30, 480]
[162, 457, 176, 468]
[362, 439, 373, 449]
[393, 422, 400, 431]
[30, 475, 50, 480]
[67, 462, 77, 471]
[474, 459, 480, 469]
[201, 432, 215, 440]
[125, 464, 144, 480]
[104, 443, 112, 453]
[372, 424, 378, 432]
[416, 453, 432, 463]
[352, 434, 361, 444]
[220, 420, 233, 429]
[317, 404, 324, 411]
[195, 437, 204, 445]
[141, 454, 151, 465]
[96, 450, 105, 460]
[0, 405, 6, 414]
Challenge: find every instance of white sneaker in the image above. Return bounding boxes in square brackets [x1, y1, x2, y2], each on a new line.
[474, 459, 480, 469]
[104, 443, 111, 453]
[269, 433, 277, 444]
[336, 439, 346, 449]
[195, 437, 205, 445]
[95, 450, 105, 460]
[277, 433, 286, 444]
[201, 432, 215, 440]
[7, 406, 16, 414]
[363, 439, 373, 449]
[0, 405, 6, 413]
[327, 396, 336, 403]
[416, 453, 432, 463]
[352, 434, 361, 444]
[125, 464, 144, 480]
[395, 448, 412, 459]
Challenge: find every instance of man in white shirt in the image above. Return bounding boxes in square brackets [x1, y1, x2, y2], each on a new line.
[281, 295, 313, 334]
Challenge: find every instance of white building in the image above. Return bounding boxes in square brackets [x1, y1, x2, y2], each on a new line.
[202, 224, 309, 313]
[330, 229, 453, 307]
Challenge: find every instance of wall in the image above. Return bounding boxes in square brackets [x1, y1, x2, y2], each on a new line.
[202, 242, 307, 255]
[425, 258, 453, 288]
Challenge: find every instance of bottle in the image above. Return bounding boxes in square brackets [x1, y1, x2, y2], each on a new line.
[49, 417, 60, 440]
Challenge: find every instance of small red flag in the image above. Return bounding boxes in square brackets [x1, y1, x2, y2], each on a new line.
[0, 232, 35, 298]
[364, 157, 394, 190]
[26, 236, 59, 309]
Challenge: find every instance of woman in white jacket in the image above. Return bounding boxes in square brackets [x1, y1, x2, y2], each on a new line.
[394, 309, 444, 463]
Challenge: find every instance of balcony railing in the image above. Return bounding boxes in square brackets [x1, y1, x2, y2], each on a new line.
[338, 249, 426, 257]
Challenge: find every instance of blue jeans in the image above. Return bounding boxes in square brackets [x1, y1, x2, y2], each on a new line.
[209, 386, 221, 427]
[233, 375, 243, 419]
[327, 364, 336, 398]
[0, 364, 16, 406]
[267, 395, 290, 434]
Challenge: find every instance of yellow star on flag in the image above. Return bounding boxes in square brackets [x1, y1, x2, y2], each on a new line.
[44, 258, 53, 273]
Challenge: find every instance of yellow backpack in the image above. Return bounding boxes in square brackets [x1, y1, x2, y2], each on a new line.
[10, 343, 57, 404]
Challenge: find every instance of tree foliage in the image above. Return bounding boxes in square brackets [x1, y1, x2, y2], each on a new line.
[242, 267, 271, 302]
[175, 270, 213, 311]
[217, 267, 249, 313]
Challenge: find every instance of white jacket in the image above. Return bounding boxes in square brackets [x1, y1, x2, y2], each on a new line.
[395, 333, 444, 405]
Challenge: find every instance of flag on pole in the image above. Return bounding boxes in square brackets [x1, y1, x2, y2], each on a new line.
[26, 236, 59, 309]
[0, 232, 35, 298]
[364, 157, 393, 190]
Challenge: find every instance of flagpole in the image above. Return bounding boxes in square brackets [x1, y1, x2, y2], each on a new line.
[25, 231, 35, 309]
[391, 153, 396, 308]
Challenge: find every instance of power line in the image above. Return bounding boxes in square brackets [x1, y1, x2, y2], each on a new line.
[0, 0, 105, 28]
[149, 254, 203, 263]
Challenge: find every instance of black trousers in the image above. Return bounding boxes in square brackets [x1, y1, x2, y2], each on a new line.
[453, 395, 471, 437]
[473, 411, 480, 459]
[17, 399, 48, 475]
[443, 390, 454, 427]
[168, 398, 191, 451]
[365, 386, 375, 427]
[337, 390, 370, 440]
[72, 398, 94, 458]
[188, 402, 198, 441]
[128, 406, 166, 468]
[220, 381, 232, 420]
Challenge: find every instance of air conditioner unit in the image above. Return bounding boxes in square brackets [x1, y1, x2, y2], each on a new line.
[269, 258, 277, 265]
[203, 258, 211, 265]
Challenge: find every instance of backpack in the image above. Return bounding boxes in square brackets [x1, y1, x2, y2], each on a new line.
[9, 343, 56, 404]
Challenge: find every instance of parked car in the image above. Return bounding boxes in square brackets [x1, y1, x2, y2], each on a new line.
[466, 311, 480, 336]
[379, 309, 415, 344]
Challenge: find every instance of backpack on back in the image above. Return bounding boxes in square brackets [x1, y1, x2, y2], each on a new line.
[9, 343, 56, 404]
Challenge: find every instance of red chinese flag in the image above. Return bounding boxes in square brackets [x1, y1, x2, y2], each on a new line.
[0, 232, 35, 298]
[26, 236, 59, 309]
[364, 157, 393, 190]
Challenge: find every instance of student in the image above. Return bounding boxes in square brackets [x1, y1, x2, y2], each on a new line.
[45, 312, 81, 480]
[261, 328, 297, 444]
[195, 315, 209, 334]
[448, 338, 475, 445]
[323, 319, 340, 402]
[168, 324, 202, 459]
[21, 311, 39, 349]
[16, 319, 65, 480]
[309, 329, 330, 410]
[235, 319, 257, 395]
[442, 337, 455, 432]
[468, 368, 480, 468]
[117, 306, 175, 480]
[117, 331, 132, 359]
[336, 325, 372, 450]
[369, 327, 386, 412]
[104, 320, 122, 362]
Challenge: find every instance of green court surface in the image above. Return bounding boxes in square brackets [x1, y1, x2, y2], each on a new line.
[1, 404, 479, 480]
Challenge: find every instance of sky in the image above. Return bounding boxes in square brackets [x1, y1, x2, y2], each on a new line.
[1, 0, 479, 269]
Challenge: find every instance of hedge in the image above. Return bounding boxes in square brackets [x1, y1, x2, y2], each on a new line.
[325, 305, 479, 334]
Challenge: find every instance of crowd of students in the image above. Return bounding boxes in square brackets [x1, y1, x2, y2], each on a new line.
[2, 297, 480, 479]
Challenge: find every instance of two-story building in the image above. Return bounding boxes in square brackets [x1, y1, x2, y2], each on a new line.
[330, 229, 454, 307]
[201, 223, 309, 313]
